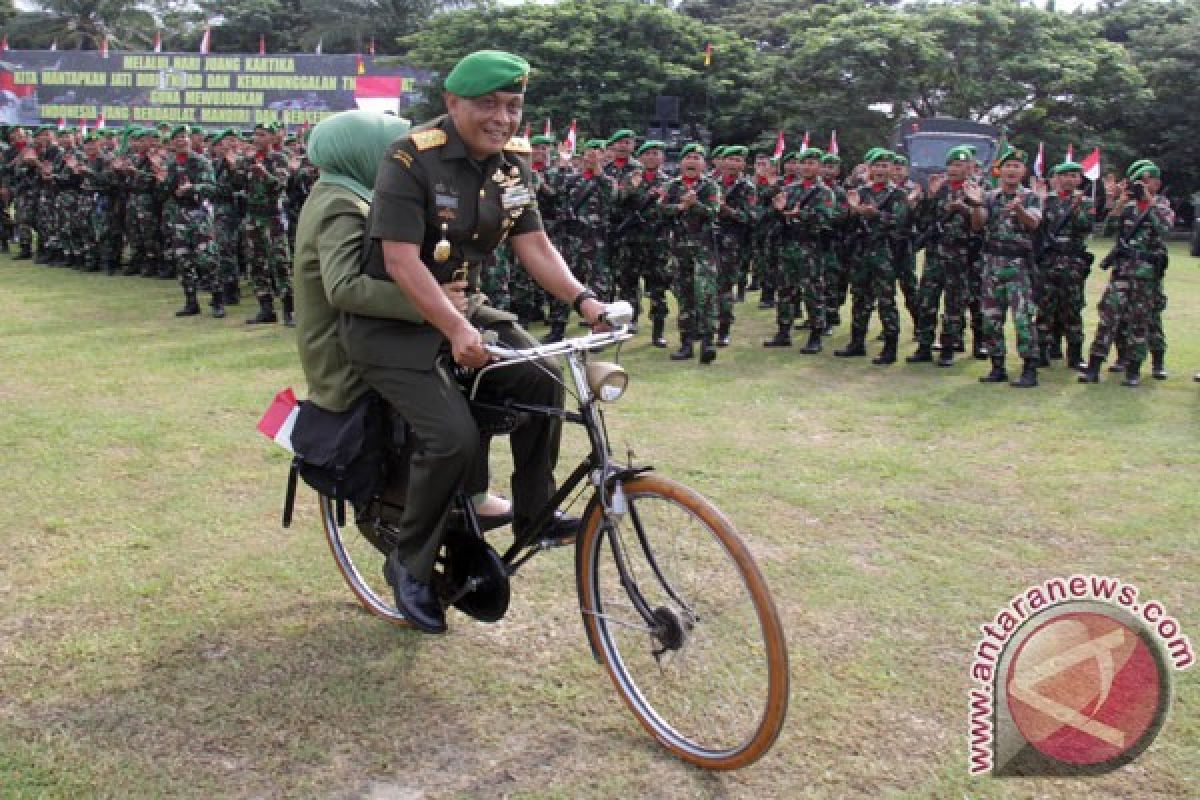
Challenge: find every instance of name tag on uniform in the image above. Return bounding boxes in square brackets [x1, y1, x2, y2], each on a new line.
[501, 185, 532, 211]
[435, 193, 458, 208]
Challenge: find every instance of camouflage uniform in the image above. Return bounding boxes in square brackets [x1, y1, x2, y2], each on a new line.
[549, 168, 614, 329]
[660, 174, 721, 347]
[53, 145, 88, 267]
[119, 152, 165, 276]
[78, 150, 117, 272]
[8, 146, 40, 257]
[715, 172, 756, 341]
[892, 178, 920, 327]
[768, 178, 833, 346]
[843, 182, 908, 357]
[605, 156, 642, 306]
[211, 154, 243, 298]
[980, 186, 1042, 363]
[751, 174, 781, 308]
[614, 167, 670, 336]
[163, 150, 220, 299]
[911, 181, 976, 359]
[1035, 190, 1095, 364]
[234, 150, 292, 302]
[822, 180, 851, 328]
[34, 144, 62, 262]
[481, 243, 513, 310]
[285, 156, 317, 255]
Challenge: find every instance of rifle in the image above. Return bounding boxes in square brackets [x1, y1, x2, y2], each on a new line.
[1034, 192, 1084, 260]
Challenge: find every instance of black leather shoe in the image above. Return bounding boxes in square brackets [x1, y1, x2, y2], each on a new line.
[516, 511, 580, 547]
[385, 552, 447, 634]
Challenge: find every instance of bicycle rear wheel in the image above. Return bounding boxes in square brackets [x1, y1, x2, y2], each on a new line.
[319, 494, 410, 627]
[576, 474, 788, 770]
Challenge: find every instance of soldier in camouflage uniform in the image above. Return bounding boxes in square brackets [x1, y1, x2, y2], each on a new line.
[765, 148, 832, 352]
[34, 127, 63, 264]
[210, 129, 243, 304]
[545, 138, 614, 342]
[906, 146, 986, 367]
[74, 134, 116, 272]
[481, 243, 513, 310]
[7, 128, 39, 260]
[604, 128, 640, 308]
[235, 123, 293, 325]
[1079, 161, 1173, 387]
[1033, 161, 1094, 369]
[509, 133, 560, 326]
[749, 152, 779, 309]
[616, 140, 671, 346]
[54, 129, 89, 268]
[285, 139, 317, 257]
[162, 126, 223, 319]
[889, 155, 920, 329]
[977, 146, 1042, 387]
[712, 145, 755, 346]
[819, 153, 850, 332]
[659, 143, 721, 364]
[113, 128, 166, 277]
[836, 149, 909, 364]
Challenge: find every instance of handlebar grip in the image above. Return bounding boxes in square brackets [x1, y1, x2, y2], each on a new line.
[600, 301, 634, 327]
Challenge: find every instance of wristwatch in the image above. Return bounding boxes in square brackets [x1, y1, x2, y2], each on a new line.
[572, 288, 598, 315]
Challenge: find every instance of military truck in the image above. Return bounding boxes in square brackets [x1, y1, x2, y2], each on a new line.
[891, 117, 1001, 186]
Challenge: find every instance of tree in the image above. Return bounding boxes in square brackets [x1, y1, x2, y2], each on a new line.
[5, 0, 156, 50]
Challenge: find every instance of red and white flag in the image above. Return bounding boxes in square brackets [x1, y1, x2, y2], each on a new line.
[258, 34, 265, 55]
[522, 122, 531, 139]
[543, 118, 552, 136]
[1066, 143, 1074, 162]
[368, 38, 375, 56]
[801, 130, 810, 151]
[829, 129, 839, 156]
[257, 388, 299, 453]
[79, 118, 88, 136]
[1033, 141, 1044, 178]
[1080, 148, 1101, 181]
[314, 38, 323, 55]
[564, 119, 577, 154]
[153, 31, 162, 53]
[56, 117, 65, 130]
[96, 112, 105, 129]
[99, 35, 108, 59]
[772, 129, 785, 160]
[50, 40, 58, 51]
[1, 35, 8, 52]
[199, 27, 211, 55]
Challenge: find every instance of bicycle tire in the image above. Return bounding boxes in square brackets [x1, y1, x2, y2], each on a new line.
[576, 474, 789, 770]
[319, 493, 412, 627]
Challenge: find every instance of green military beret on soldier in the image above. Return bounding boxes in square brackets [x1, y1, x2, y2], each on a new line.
[820, 153, 842, 165]
[635, 139, 666, 157]
[443, 50, 530, 97]
[679, 143, 706, 158]
[723, 145, 749, 158]
[606, 128, 635, 147]
[583, 138, 606, 150]
[781, 151, 802, 164]
[711, 145, 726, 157]
[996, 145, 1027, 165]
[1050, 161, 1082, 176]
[945, 145, 974, 164]
[189, 125, 205, 135]
[529, 134, 555, 146]
[799, 147, 825, 161]
[864, 148, 892, 164]
[892, 154, 908, 166]
[1127, 160, 1161, 180]
[213, 128, 237, 143]
[169, 124, 190, 140]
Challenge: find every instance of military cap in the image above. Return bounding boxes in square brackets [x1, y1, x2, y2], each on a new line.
[892, 154, 908, 166]
[679, 143, 706, 159]
[710, 145, 726, 157]
[213, 128, 237, 143]
[1127, 160, 1160, 181]
[583, 138, 606, 150]
[443, 50, 530, 97]
[83, 133, 101, 143]
[781, 151, 802, 164]
[156, 122, 170, 130]
[189, 125, 205, 135]
[635, 139, 666, 157]
[864, 148, 892, 163]
[606, 128, 636, 146]
[529, 134, 555, 146]
[1050, 161, 1081, 175]
[820, 153, 842, 165]
[169, 124, 190, 140]
[723, 145, 749, 158]
[945, 145, 974, 164]
[799, 147, 825, 161]
[996, 145, 1027, 165]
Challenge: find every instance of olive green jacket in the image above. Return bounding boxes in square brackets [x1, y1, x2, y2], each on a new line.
[293, 182, 423, 411]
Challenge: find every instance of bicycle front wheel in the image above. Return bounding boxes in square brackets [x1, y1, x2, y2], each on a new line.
[576, 474, 789, 770]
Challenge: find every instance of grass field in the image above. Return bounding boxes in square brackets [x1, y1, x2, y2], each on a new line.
[1, 243, 1197, 799]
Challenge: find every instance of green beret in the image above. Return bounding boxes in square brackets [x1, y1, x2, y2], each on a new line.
[443, 50, 530, 97]
[1050, 161, 1082, 176]
[799, 147, 825, 161]
[635, 140, 666, 157]
[529, 134, 555, 146]
[83, 133, 101, 143]
[996, 145, 1027, 165]
[865, 149, 892, 164]
[606, 128, 635, 146]
[892, 155, 908, 166]
[863, 147, 884, 162]
[945, 146, 973, 164]
[723, 145, 749, 158]
[710, 145, 726, 157]
[169, 124, 189, 140]
[189, 125, 205, 135]
[820, 153, 842, 165]
[156, 122, 169, 130]
[679, 143, 706, 159]
[1127, 161, 1160, 181]
[213, 128, 237, 143]
[782, 151, 802, 164]
[583, 138, 606, 150]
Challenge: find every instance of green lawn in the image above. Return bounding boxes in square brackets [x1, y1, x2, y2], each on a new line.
[1, 244, 1196, 799]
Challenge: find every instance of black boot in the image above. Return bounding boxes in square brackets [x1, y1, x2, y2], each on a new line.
[33, 246, 47, 264]
[1038, 343, 1050, 368]
[762, 324, 791, 348]
[48, 250, 66, 266]
[1048, 337, 1063, 360]
[1066, 341, 1084, 371]
[1108, 343, 1127, 373]
[971, 324, 987, 359]
[669, 337, 694, 361]
[799, 328, 822, 354]
[834, 329, 867, 357]
[541, 322, 565, 344]
[245, 295, 277, 325]
[699, 334, 717, 365]
[1151, 351, 1167, 380]
[650, 318, 667, 348]
[15, 245, 32, 260]
[716, 320, 731, 347]
[223, 280, 241, 306]
[175, 290, 201, 317]
[936, 334, 956, 367]
[979, 355, 1008, 383]
[210, 291, 226, 319]
[1010, 358, 1038, 388]
[1122, 360, 1142, 387]
[906, 343, 933, 363]
[758, 287, 775, 310]
[281, 293, 295, 327]
[872, 335, 897, 365]
[735, 281, 746, 303]
[1078, 354, 1103, 383]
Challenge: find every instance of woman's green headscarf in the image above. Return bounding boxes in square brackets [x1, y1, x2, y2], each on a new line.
[308, 110, 411, 203]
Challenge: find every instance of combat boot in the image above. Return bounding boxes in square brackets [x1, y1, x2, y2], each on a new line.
[281, 293, 295, 328]
[1048, 336, 1063, 360]
[1108, 343, 1126, 373]
[1077, 354, 1103, 383]
[936, 335, 956, 368]
[541, 322, 565, 344]
[1122, 360, 1142, 387]
[48, 250, 66, 266]
[650, 318, 667, 348]
[762, 324, 791, 348]
[834, 327, 867, 357]
[15, 245, 32, 260]
[757, 287, 775, 310]
[979, 355, 1008, 383]
[970, 324, 986, 359]
[34, 246, 47, 264]
[669, 337, 694, 361]
[716, 320, 731, 347]
[1066, 341, 1084, 371]
[246, 295, 278, 325]
[223, 280, 241, 306]
[799, 329, 822, 354]
[210, 291, 226, 319]
[735, 281, 746, 303]
[175, 291, 201, 317]
[1038, 343, 1050, 368]
[906, 343, 933, 363]
[871, 334, 897, 366]
[699, 334, 717, 365]
[1010, 358, 1038, 388]
[1151, 350, 1167, 380]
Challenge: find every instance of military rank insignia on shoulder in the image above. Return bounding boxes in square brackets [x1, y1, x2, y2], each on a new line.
[503, 136, 531, 154]
[410, 129, 448, 151]
[393, 149, 413, 169]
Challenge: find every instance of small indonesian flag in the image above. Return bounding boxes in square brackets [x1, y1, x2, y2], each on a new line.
[773, 130, 785, 160]
[314, 38, 323, 55]
[96, 112, 105, 129]
[544, 118, 552, 136]
[801, 130, 810, 150]
[50, 40, 58, 51]
[259, 34, 266, 56]
[57, 117, 66, 130]
[1, 35, 8, 52]
[199, 26, 211, 55]
[829, 129, 839, 156]
[153, 31, 162, 53]
[354, 75, 402, 115]
[355, 53, 365, 75]
[564, 119, 577, 155]
[79, 119, 88, 136]
[704, 43, 712, 67]
[1066, 143, 1074, 162]
[258, 388, 299, 453]
[99, 35, 108, 59]
[1080, 147, 1101, 181]
[1033, 141, 1044, 178]
[522, 122, 531, 139]
[368, 38, 375, 56]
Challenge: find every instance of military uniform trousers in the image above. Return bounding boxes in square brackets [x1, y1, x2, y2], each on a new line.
[1036, 254, 1090, 349]
[242, 213, 292, 298]
[213, 207, 242, 286]
[169, 206, 219, 294]
[352, 319, 564, 584]
[550, 226, 606, 325]
[715, 229, 745, 326]
[914, 243, 969, 348]
[618, 236, 671, 324]
[671, 241, 719, 339]
[980, 255, 1038, 360]
[849, 241, 900, 338]
[125, 194, 162, 269]
[776, 240, 825, 331]
[1089, 269, 1155, 366]
[14, 189, 37, 249]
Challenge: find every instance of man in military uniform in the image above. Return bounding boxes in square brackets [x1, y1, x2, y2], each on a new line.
[113, 128, 166, 277]
[1034, 161, 1094, 369]
[978, 146, 1042, 387]
[819, 152, 849, 333]
[211, 129, 244, 304]
[714, 145, 755, 346]
[162, 125, 223, 318]
[510, 132, 559, 326]
[6, 127, 39, 260]
[659, 143, 722, 364]
[1079, 161, 1173, 387]
[341, 50, 608, 633]
[33, 126, 63, 265]
[749, 151, 779, 308]
[615, 140, 671, 346]
[889, 154, 920, 330]
[235, 122, 293, 325]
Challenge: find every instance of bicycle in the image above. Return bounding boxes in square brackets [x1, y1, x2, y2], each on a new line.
[307, 303, 789, 770]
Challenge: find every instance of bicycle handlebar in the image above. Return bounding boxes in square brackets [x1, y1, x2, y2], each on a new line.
[484, 301, 635, 363]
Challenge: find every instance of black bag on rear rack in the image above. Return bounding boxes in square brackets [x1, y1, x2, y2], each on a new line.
[281, 390, 393, 528]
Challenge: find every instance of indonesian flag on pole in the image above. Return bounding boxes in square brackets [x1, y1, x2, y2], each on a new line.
[773, 130, 785, 160]
[96, 112, 105, 129]
[57, 117, 65, 130]
[355, 53, 365, 75]
[99, 35, 109, 59]
[354, 76, 402, 115]
[1033, 142, 1044, 178]
[153, 31, 162, 53]
[829, 129, 839, 156]
[368, 38, 375, 56]
[1080, 148, 1101, 181]
[199, 27, 211, 55]
[314, 38, 323, 55]
[1, 35, 8, 52]
[1066, 143, 1074, 162]
[522, 121, 531, 139]
[79, 118, 88, 136]
[544, 118, 552, 136]
[565, 119, 577, 155]
[259, 34, 266, 56]
[50, 40, 58, 52]
[801, 131, 810, 151]
[257, 388, 299, 453]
